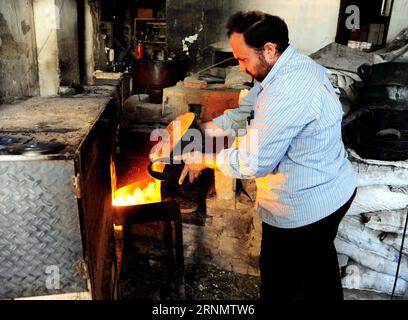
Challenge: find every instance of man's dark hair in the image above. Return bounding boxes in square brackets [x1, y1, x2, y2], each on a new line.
[226, 11, 289, 53]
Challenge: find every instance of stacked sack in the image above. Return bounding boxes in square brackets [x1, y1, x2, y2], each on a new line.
[336, 150, 408, 296]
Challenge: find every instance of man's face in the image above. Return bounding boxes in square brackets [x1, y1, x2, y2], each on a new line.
[229, 32, 276, 82]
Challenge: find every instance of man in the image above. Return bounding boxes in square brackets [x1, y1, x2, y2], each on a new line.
[173, 11, 357, 300]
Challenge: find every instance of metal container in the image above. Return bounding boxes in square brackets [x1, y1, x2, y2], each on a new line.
[0, 91, 120, 299]
[343, 106, 408, 161]
[358, 62, 408, 87]
[147, 112, 204, 199]
[133, 59, 187, 103]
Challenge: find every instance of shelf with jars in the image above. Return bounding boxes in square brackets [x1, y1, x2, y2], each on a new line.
[134, 18, 166, 45]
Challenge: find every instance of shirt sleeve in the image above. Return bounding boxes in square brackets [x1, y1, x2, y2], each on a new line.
[216, 76, 317, 179]
[212, 83, 260, 132]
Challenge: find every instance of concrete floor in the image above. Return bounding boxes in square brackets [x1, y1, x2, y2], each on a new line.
[120, 253, 408, 300]
[344, 289, 407, 300]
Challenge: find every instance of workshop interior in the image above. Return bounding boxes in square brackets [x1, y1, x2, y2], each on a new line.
[0, 0, 408, 300]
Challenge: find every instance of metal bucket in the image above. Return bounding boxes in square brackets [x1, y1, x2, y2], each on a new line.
[133, 59, 187, 103]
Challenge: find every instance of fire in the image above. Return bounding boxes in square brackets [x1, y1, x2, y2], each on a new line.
[110, 159, 161, 207]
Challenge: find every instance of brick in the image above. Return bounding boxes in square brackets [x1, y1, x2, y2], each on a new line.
[223, 215, 253, 239]
[230, 259, 249, 275]
[182, 224, 202, 242]
[206, 198, 236, 211]
[211, 257, 233, 272]
[201, 230, 221, 250]
[210, 215, 227, 231]
[162, 84, 240, 122]
[214, 170, 236, 200]
[218, 235, 248, 257]
[181, 210, 262, 276]
[183, 76, 208, 89]
[247, 266, 260, 277]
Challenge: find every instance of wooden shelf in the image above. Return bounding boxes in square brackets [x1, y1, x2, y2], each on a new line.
[134, 18, 167, 50]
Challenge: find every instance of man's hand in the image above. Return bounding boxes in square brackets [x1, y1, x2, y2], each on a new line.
[174, 151, 218, 185]
[174, 151, 205, 185]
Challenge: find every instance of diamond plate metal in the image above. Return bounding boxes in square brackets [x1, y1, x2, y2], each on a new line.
[0, 160, 88, 299]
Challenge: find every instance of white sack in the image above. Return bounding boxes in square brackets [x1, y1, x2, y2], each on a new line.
[352, 161, 408, 187]
[363, 209, 408, 233]
[342, 263, 408, 296]
[347, 185, 408, 216]
[348, 149, 408, 169]
[334, 237, 408, 281]
[382, 233, 408, 256]
[337, 216, 399, 261]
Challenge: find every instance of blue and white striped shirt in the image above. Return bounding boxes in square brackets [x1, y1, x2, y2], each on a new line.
[213, 45, 357, 228]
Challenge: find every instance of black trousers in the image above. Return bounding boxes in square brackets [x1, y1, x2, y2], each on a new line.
[259, 189, 356, 300]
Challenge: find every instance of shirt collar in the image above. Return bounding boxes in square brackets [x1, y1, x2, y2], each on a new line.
[260, 44, 296, 89]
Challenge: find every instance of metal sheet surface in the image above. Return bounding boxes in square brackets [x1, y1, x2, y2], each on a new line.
[0, 160, 87, 298]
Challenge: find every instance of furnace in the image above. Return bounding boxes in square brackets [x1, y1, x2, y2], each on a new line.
[0, 87, 120, 299]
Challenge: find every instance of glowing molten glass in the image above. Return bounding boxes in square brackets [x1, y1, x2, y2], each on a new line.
[111, 159, 161, 207]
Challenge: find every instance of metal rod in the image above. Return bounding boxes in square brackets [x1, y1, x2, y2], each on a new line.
[193, 56, 236, 75]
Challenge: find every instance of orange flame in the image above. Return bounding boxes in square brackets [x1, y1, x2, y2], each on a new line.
[110, 159, 161, 207]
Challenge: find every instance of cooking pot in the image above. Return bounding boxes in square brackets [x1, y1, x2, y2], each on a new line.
[343, 107, 408, 161]
[147, 112, 204, 198]
[357, 62, 408, 87]
[133, 60, 187, 103]
[357, 85, 408, 106]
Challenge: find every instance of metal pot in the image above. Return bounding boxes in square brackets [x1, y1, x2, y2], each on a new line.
[343, 107, 408, 161]
[133, 59, 187, 103]
[147, 112, 204, 198]
[358, 85, 408, 106]
[358, 62, 408, 87]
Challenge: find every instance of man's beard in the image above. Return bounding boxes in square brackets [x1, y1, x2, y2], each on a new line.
[247, 53, 273, 82]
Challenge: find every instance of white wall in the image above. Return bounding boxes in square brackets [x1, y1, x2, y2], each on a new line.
[239, 0, 341, 54]
[387, 0, 408, 43]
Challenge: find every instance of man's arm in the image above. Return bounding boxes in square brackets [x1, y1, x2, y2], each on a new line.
[176, 152, 218, 184]
[177, 83, 261, 184]
[209, 84, 258, 133]
[215, 72, 318, 179]
[200, 121, 229, 137]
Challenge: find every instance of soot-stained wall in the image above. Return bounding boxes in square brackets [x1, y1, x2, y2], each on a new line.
[0, 0, 39, 102]
[166, 0, 241, 71]
[166, 0, 342, 71]
[56, 0, 80, 85]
